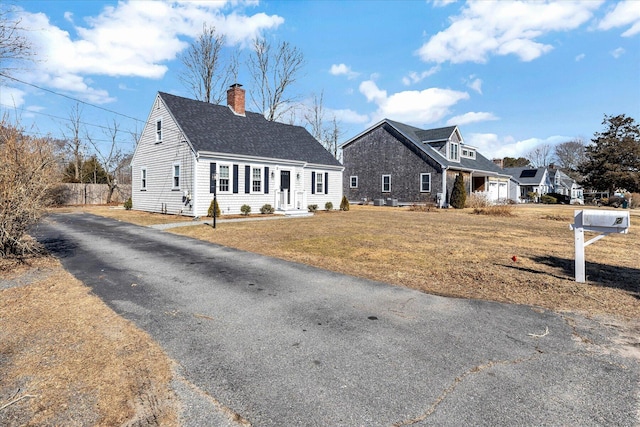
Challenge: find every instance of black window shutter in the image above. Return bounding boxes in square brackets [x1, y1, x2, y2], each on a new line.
[210, 163, 216, 193]
[264, 167, 269, 193]
[311, 172, 316, 194]
[245, 165, 251, 193]
[233, 164, 239, 193]
[325, 172, 329, 194]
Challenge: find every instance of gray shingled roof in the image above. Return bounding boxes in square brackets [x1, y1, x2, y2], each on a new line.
[383, 119, 507, 175]
[415, 126, 457, 142]
[503, 167, 547, 185]
[159, 92, 342, 167]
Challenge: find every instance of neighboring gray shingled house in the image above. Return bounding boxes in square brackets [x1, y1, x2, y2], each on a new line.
[131, 85, 343, 217]
[341, 120, 510, 207]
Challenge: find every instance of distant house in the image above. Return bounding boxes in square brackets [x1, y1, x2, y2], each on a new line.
[504, 166, 584, 203]
[548, 166, 584, 204]
[503, 167, 551, 203]
[131, 85, 343, 217]
[341, 120, 510, 207]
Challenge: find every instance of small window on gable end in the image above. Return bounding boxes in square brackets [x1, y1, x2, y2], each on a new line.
[141, 167, 147, 190]
[156, 119, 162, 142]
[382, 174, 391, 193]
[350, 176, 358, 188]
[420, 173, 431, 192]
[172, 163, 180, 189]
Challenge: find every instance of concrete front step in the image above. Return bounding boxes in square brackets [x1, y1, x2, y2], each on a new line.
[276, 209, 314, 217]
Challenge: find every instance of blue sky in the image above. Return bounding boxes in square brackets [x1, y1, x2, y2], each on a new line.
[1, 0, 639, 159]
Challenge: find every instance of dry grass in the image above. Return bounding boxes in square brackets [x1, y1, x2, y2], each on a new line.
[53, 204, 640, 319]
[472, 204, 516, 216]
[0, 256, 178, 426]
[166, 204, 639, 319]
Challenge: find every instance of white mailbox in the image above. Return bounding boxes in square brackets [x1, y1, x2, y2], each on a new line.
[581, 210, 630, 233]
[570, 210, 631, 283]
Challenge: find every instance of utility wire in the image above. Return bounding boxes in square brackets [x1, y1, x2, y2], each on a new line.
[0, 72, 145, 124]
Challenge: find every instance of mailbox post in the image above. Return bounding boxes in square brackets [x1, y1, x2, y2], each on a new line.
[570, 210, 630, 282]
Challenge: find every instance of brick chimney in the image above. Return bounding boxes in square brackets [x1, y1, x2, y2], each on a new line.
[492, 158, 504, 169]
[227, 83, 245, 116]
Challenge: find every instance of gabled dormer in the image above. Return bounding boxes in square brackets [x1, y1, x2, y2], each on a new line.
[416, 125, 463, 163]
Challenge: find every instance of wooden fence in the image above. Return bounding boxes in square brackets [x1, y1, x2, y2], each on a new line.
[54, 183, 132, 205]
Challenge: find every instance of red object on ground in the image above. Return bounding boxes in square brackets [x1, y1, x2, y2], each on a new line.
[511, 255, 518, 262]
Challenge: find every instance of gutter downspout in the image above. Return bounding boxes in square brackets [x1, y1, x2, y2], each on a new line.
[441, 166, 448, 208]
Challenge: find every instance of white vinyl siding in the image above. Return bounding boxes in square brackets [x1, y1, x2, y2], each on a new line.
[382, 174, 391, 193]
[350, 176, 358, 188]
[131, 95, 194, 216]
[420, 173, 431, 192]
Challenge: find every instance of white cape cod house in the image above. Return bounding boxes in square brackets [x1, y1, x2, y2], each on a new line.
[131, 85, 343, 217]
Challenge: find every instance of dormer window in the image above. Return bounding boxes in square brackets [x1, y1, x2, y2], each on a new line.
[461, 148, 476, 159]
[450, 142, 459, 161]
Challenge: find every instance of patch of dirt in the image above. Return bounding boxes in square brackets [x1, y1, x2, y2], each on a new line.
[0, 255, 179, 426]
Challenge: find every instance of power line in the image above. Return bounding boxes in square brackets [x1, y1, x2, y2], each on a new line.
[0, 102, 127, 133]
[1, 73, 188, 142]
[0, 72, 145, 124]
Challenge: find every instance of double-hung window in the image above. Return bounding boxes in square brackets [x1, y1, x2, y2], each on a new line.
[450, 142, 459, 161]
[219, 165, 230, 192]
[382, 174, 391, 192]
[350, 176, 358, 188]
[316, 172, 324, 193]
[252, 167, 262, 192]
[141, 168, 147, 190]
[420, 173, 431, 192]
[156, 119, 162, 142]
[172, 163, 180, 189]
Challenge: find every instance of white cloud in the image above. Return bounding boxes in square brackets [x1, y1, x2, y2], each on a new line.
[329, 108, 369, 124]
[466, 133, 571, 159]
[14, 1, 283, 103]
[359, 80, 387, 104]
[446, 111, 498, 126]
[432, 0, 457, 7]
[575, 53, 586, 61]
[466, 77, 482, 94]
[598, 0, 640, 37]
[359, 80, 469, 126]
[329, 63, 359, 79]
[611, 47, 625, 58]
[417, 1, 602, 64]
[0, 86, 26, 108]
[402, 66, 440, 85]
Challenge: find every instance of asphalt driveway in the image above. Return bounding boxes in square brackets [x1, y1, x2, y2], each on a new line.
[34, 213, 639, 426]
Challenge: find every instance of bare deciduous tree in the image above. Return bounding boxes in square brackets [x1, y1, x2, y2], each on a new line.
[60, 103, 85, 182]
[554, 138, 586, 171]
[525, 144, 553, 168]
[0, 118, 58, 256]
[0, 4, 33, 76]
[179, 24, 234, 104]
[86, 120, 128, 204]
[304, 91, 325, 142]
[303, 91, 343, 161]
[324, 115, 343, 162]
[248, 38, 305, 121]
